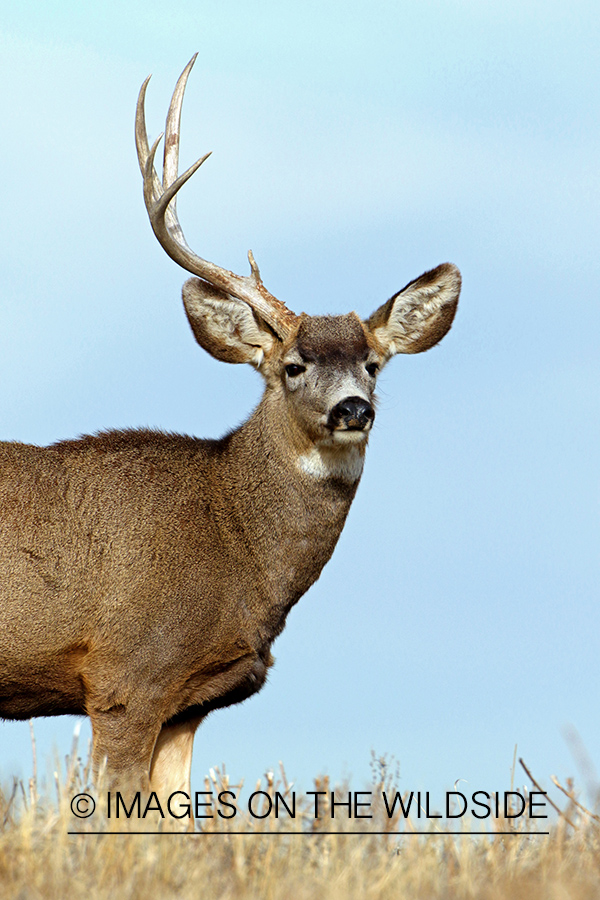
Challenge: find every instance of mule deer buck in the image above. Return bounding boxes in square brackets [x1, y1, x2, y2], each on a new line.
[0, 56, 460, 796]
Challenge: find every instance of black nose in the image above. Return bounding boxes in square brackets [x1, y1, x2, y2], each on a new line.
[328, 396, 375, 430]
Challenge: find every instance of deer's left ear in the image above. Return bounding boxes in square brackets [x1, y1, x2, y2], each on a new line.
[365, 263, 461, 358]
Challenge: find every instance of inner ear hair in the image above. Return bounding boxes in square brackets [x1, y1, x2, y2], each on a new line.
[366, 263, 461, 356]
[182, 278, 276, 366]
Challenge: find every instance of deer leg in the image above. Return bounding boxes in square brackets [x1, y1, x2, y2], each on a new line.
[147, 716, 202, 831]
[89, 704, 163, 791]
[149, 716, 202, 797]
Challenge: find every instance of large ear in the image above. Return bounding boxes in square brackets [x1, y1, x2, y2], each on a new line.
[365, 263, 461, 358]
[182, 277, 277, 367]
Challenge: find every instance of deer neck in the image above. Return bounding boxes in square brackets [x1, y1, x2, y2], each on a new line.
[221, 389, 365, 628]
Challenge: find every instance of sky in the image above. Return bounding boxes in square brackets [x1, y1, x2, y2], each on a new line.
[0, 1, 599, 812]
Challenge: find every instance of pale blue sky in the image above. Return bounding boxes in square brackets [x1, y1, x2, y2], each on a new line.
[0, 1, 598, 807]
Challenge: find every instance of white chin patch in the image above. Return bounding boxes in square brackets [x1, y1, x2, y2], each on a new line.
[331, 429, 370, 444]
[297, 444, 366, 483]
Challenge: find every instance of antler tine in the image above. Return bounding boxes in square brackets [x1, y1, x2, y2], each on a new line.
[153, 152, 213, 230]
[135, 76, 163, 205]
[136, 56, 297, 339]
[144, 133, 211, 251]
[163, 53, 198, 194]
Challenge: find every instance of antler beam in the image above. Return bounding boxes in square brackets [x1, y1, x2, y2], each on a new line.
[135, 54, 297, 338]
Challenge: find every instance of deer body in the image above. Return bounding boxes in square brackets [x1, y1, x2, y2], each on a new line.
[0, 58, 461, 794]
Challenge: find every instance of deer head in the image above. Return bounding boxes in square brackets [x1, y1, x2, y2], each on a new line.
[135, 56, 461, 484]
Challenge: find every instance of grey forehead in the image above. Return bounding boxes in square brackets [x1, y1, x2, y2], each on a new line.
[295, 315, 368, 363]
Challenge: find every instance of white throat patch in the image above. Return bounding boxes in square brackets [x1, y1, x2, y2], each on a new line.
[297, 445, 365, 483]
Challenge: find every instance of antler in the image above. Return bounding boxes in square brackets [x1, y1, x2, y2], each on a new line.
[135, 55, 297, 339]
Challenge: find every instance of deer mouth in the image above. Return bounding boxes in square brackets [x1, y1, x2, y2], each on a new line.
[330, 427, 372, 445]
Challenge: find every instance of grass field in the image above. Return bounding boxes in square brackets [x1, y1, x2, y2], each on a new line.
[1, 739, 599, 899]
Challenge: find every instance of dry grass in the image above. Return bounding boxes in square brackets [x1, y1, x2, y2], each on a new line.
[1, 741, 599, 900]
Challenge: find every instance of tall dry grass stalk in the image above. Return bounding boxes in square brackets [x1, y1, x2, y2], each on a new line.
[1, 733, 599, 899]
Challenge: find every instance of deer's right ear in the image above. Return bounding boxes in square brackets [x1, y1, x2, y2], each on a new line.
[183, 278, 276, 367]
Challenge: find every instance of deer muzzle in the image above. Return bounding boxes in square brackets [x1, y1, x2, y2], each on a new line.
[328, 396, 375, 432]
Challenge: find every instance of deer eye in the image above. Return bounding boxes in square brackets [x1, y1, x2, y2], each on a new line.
[365, 362, 379, 377]
[285, 364, 306, 378]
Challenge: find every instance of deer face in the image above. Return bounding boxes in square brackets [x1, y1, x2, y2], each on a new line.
[279, 313, 378, 447]
[182, 262, 460, 476]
